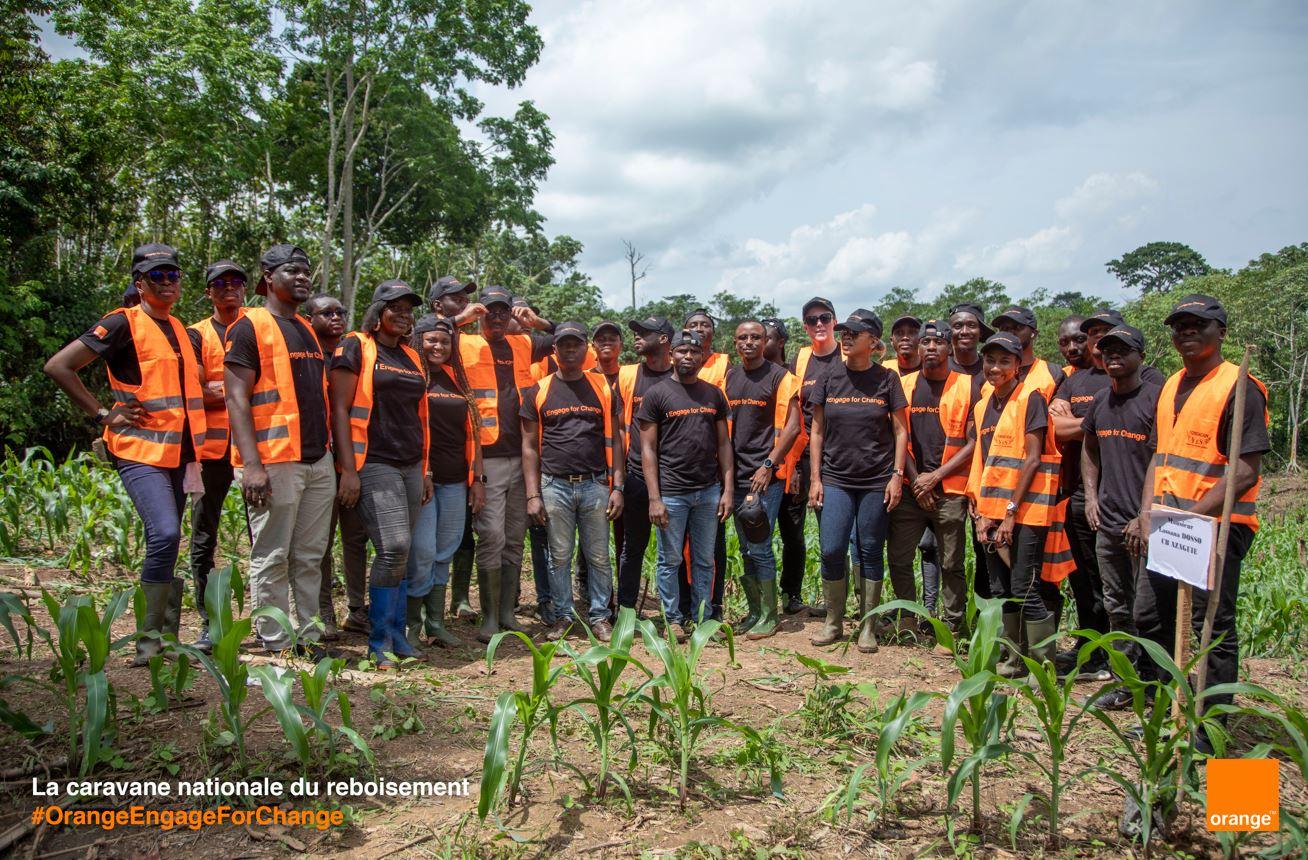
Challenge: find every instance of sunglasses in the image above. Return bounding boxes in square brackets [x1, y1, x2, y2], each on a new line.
[485, 306, 513, 319]
[314, 308, 345, 318]
[145, 269, 181, 285]
[208, 276, 246, 290]
[804, 312, 834, 326]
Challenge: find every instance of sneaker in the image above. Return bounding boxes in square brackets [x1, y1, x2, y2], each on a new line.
[676, 622, 694, 643]
[591, 620, 612, 643]
[1088, 686, 1136, 712]
[194, 626, 213, 654]
[783, 594, 807, 615]
[1054, 648, 1079, 674]
[1076, 661, 1113, 683]
[341, 610, 370, 634]
[546, 619, 572, 641]
[320, 618, 340, 642]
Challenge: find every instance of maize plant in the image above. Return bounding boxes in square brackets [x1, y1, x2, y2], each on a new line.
[824, 688, 937, 826]
[249, 658, 374, 777]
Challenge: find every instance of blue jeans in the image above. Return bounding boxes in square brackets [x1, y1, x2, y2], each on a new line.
[542, 476, 613, 624]
[733, 481, 784, 582]
[819, 484, 890, 582]
[406, 482, 468, 597]
[116, 460, 186, 584]
[656, 485, 721, 625]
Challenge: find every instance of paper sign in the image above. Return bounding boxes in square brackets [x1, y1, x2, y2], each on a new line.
[1146, 505, 1217, 590]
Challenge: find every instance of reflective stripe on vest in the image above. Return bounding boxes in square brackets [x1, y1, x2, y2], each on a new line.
[344, 331, 429, 472]
[103, 307, 207, 468]
[967, 381, 1061, 526]
[1040, 497, 1076, 583]
[457, 333, 536, 446]
[534, 372, 615, 487]
[902, 369, 973, 496]
[1152, 362, 1266, 531]
[231, 307, 329, 467]
[188, 310, 244, 460]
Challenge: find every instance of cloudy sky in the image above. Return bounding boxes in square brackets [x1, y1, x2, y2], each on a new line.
[471, 0, 1308, 311]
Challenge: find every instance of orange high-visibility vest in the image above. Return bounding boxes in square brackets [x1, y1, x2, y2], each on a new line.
[902, 370, 973, 496]
[533, 372, 616, 487]
[783, 346, 841, 490]
[103, 307, 207, 468]
[967, 382, 1061, 526]
[427, 365, 477, 486]
[700, 351, 730, 391]
[772, 371, 802, 485]
[531, 345, 597, 381]
[342, 331, 429, 472]
[1040, 497, 1076, 582]
[1152, 362, 1266, 531]
[457, 333, 535, 446]
[617, 363, 641, 429]
[189, 310, 245, 460]
[229, 307, 329, 467]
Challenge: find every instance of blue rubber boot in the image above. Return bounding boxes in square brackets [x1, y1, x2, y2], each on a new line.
[368, 586, 397, 669]
[390, 579, 422, 659]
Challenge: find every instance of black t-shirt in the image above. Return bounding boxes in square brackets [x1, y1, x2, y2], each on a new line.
[810, 363, 908, 490]
[1173, 373, 1271, 458]
[624, 364, 675, 470]
[224, 313, 329, 463]
[1083, 382, 1160, 535]
[908, 374, 974, 476]
[481, 333, 554, 460]
[332, 337, 426, 467]
[979, 390, 1048, 463]
[1054, 367, 1108, 495]
[725, 362, 790, 493]
[426, 368, 470, 485]
[81, 312, 203, 464]
[520, 376, 620, 477]
[790, 347, 841, 435]
[636, 377, 729, 495]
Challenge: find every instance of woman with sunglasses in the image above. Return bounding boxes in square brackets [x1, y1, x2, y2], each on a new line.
[44, 243, 208, 667]
[330, 280, 429, 669]
[807, 312, 908, 652]
[404, 315, 486, 647]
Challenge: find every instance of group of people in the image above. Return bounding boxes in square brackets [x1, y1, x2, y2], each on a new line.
[45, 243, 1267, 715]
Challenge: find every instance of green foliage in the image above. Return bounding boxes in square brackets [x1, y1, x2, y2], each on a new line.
[1107, 241, 1214, 295]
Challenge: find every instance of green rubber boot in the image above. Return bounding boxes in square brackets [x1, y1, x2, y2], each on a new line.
[746, 578, 779, 640]
[405, 596, 426, 649]
[735, 574, 761, 634]
[424, 585, 460, 647]
[450, 562, 475, 621]
[497, 565, 524, 633]
[1025, 615, 1060, 685]
[857, 579, 882, 654]
[810, 577, 848, 647]
[132, 581, 172, 667]
[997, 612, 1027, 678]
[476, 567, 501, 644]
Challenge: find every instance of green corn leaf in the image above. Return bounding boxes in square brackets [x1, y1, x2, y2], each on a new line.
[478, 691, 518, 820]
[249, 665, 310, 769]
[80, 670, 109, 775]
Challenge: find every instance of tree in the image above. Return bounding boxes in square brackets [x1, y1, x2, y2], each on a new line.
[1106, 241, 1213, 295]
[623, 239, 648, 312]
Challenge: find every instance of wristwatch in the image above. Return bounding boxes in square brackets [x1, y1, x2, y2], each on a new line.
[892, 468, 904, 477]
[762, 457, 775, 470]
[476, 474, 488, 484]
[1005, 501, 1018, 515]
[91, 407, 110, 427]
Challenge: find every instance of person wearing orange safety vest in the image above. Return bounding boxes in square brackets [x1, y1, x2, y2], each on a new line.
[1133, 295, 1268, 734]
[454, 285, 556, 644]
[882, 314, 924, 377]
[45, 243, 207, 668]
[521, 322, 625, 643]
[330, 280, 429, 670]
[224, 244, 334, 661]
[967, 331, 1062, 680]
[724, 320, 801, 640]
[185, 260, 247, 653]
[887, 319, 977, 639]
[574, 321, 627, 612]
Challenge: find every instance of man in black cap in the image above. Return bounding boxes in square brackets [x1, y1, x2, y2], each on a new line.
[521, 322, 625, 642]
[638, 330, 733, 635]
[224, 244, 335, 660]
[1134, 295, 1268, 740]
[779, 296, 842, 615]
[615, 316, 675, 614]
[428, 275, 478, 322]
[185, 260, 248, 651]
[592, 321, 623, 385]
[947, 302, 993, 601]
[991, 305, 1065, 398]
[1079, 325, 1160, 709]
[457, 285, 556, 644]
[684, 309, 730, 389]
[884, 314, 923, 377]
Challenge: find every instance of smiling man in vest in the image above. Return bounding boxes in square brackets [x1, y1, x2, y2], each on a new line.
[521, 322, 625, 642]
[224, 244, 335, 660]
[1134, 294, 1268, 739]
[185, 260, 247, 652]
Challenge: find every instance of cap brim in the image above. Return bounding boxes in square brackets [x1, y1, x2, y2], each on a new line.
[206, 265, 246, 283]
[1097, 334, 1142, 352]
[990, 313, 1031, 329]
[1163, 309, 1220, 326]
[834, 323, 871, 334]
[890, 316, 922, 331]
[593, 323, 622, 336]
[628, 321, 657, 334]
[133, 260, 180, 275]
[980, 343, 1022, 357]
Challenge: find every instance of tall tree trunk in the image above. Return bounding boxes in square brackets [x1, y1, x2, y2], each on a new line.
[341, 50, 356, 324]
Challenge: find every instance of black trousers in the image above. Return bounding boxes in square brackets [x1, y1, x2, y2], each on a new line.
[987, 523, 1057, 621]
[1064, 490, 1109, 634]
[189, 457, 234, 623]
[970, 519, 991, 600]
[617, 468, 652, 609]
[777, 456, 810, 600]
[1134, 523, 1253, 710]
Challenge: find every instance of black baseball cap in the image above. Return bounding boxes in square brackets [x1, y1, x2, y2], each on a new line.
[802, 297, 836, 317]
[844, 309, 883, 337]
[479, 285, 513, 307]
[1080, 308, 1125, 333]
[593, 320, 622, 338]
[761, 317, 788, 340]
[736, 493, 771, 544]
[554, 321, 588, 342]
[1164, 293, 1227, 326]
[889, 314, 922, 333]
[430, 275, 476, 300]
[683, 308, 715, 326]
[920, 319, 951, 341]
[257, 244, 310, 296]
[834, 314, 881, 336]
[629, 315, 674, 339]
[948, 303, 994, 339]
[413, 314, 454, 337]
[669, 329, 704, 349]
[980, 331, 1024, 357]
[992, 306, 1037, 330]
[131, 243, 180, 275]
[370, 279, 422, 306]
[1097, 324, 1145, 354]
[205, 259, 247, 284]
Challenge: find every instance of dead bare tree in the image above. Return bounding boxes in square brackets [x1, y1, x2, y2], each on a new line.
[623, 239, 648, 312]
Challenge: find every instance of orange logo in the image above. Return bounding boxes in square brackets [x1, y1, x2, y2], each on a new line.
[1206, 758, 1279, 831]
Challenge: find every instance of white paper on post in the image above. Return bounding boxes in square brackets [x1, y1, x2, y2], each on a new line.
[1145, 504, 1217, 591]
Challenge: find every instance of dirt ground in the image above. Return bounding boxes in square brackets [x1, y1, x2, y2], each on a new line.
[2, 559, 1306, 858]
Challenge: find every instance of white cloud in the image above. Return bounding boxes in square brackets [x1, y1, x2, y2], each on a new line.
[956, 225, 1082, 275]
[1055, 172, 1159, 220]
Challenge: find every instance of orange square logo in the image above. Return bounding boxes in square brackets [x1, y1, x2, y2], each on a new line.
[1206, 758, 1279, 831]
